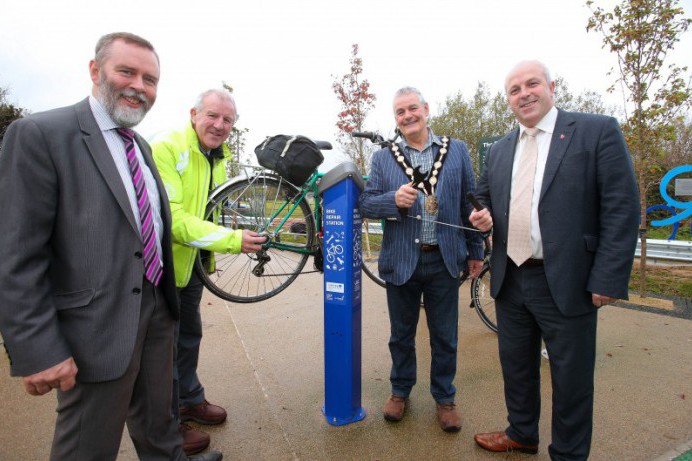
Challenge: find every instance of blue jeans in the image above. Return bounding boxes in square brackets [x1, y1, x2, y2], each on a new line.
[385, 248, 460, 404]
[172, 271, 206, 419]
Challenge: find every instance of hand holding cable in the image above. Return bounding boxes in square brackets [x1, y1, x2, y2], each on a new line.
[467, 193, 493, 236]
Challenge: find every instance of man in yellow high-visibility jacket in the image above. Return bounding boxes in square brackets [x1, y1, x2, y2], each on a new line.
[152, 88, 265, 456]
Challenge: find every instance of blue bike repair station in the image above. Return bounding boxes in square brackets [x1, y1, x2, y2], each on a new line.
[318, 162, 367, 426]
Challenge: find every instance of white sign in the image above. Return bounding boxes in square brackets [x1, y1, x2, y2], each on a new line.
[675, 178, 692, 196]
[326, 282, 345, 294]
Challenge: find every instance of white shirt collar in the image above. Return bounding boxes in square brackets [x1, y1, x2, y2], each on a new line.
[88, 95, 121, 132]
[519, 105, 558, 137]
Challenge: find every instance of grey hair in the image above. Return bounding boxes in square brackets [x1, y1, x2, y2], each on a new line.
[94, 32, 158, 65]
[193, 89, 238, 121]
[392, 86, 426, 111]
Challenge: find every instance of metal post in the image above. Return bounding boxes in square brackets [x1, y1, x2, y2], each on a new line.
[318, 162, 366, 426]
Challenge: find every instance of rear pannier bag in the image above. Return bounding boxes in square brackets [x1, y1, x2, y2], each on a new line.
[254, 135, 324, 185]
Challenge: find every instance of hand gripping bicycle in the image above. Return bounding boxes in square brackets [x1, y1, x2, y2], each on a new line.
[194, 139, 385, 304]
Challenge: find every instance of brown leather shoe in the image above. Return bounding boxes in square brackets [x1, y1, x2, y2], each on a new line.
[436, 402, 462, 432]
[383, 395, 407, 421]
[474, 431, 538, 454]
[179, 422, 210, 455]
[180, 399, 228, 425]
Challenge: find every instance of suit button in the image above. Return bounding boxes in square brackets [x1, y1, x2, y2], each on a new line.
[134, 251, 142, 259]
[414, 238, 420, 243]
[132, 287, 141, 294]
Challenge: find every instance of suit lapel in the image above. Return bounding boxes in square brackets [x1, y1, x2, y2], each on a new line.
[496, 129, 520, 216]
[76, 98, 139, 234]
[540, 110, 576, 202]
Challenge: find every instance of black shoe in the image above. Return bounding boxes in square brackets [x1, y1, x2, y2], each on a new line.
[188, 450, 223, 461]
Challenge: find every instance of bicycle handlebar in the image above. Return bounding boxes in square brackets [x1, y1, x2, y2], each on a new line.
[466, 193, 484, 211]
[352, 131, 381, 142]
[467, 192, 493, 240]
[351, 130, 399, 148]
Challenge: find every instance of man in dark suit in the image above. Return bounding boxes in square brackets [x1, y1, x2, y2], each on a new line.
[0, 32, 221, 461]
[359, 87, 484, 432]
[470, 60, 639, 460]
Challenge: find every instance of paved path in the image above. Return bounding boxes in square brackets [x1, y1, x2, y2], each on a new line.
[1, 273, 690, 460]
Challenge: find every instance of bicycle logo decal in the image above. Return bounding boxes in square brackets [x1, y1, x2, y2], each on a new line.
[325, 231, 345, 272]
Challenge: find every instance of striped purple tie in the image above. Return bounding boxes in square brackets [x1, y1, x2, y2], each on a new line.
[116, 128, 163, 286]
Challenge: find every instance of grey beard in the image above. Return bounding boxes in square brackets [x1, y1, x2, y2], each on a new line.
[96, 77, 151, 128]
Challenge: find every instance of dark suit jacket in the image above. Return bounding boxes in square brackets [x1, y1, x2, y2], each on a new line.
[0, 98, 179, 382]
[475, 109, 639, 316]
[359, 138, 484, 285]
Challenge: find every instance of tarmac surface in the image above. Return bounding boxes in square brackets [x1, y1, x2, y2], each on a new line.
[1, 268, 690, 460]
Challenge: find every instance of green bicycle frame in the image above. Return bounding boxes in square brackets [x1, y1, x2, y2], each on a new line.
[257, 171, 325, 255]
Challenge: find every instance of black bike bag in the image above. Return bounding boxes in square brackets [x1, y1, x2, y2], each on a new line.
[254, 134, 324, 185]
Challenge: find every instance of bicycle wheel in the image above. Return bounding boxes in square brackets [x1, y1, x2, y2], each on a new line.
[361, 218, 385, 287]
[470, 265, 497, 333]
[195, 176, 316, 303]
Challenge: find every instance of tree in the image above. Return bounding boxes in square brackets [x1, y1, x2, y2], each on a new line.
[430, 83, 514, 174]
[0, 86, 29, 144]
[332, 44, 377, 174]
[221, 82, 251, 178]
[664, 117, 692, 168]
[552, 76, 617, 116]
[587, 0, 692, 296]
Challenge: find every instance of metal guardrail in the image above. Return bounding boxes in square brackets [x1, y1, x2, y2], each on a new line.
[225, 214, 690, 263]
[635, 239, 692, 263]
[366, 225, 692, 263]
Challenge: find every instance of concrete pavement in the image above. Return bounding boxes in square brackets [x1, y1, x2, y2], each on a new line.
[1, 271, 690, 460]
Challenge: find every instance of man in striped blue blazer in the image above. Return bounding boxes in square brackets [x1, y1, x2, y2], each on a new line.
[359, 87, 484, 432]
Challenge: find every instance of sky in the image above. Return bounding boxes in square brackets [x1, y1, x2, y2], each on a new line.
[1, 0, 691, 170]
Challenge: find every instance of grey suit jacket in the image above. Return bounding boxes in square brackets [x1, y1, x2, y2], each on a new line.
[0, 98, 179, 382]
[359, 138, 484, 285]
[475, 109, 639, 316]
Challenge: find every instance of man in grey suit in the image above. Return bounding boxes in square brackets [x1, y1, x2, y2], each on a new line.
[470, 60, 639, 460]
[0, 32, 221, 461]
[359, 87, 484, 432]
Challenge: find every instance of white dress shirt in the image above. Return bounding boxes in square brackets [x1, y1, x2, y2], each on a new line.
[510, 106, 558, 259]
[89, 96, 164, 265]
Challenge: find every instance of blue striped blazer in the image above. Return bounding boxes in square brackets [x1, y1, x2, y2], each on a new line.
[359, 137, 484, 285]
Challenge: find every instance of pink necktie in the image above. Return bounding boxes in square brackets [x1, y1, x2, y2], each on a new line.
[508, 127, 539, 266]
[116, 128, 163, 285]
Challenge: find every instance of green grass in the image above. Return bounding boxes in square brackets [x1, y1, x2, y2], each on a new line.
[630, 224, 692, 298]
[629, 263, 692, 299]
[646, 224, 691, 241]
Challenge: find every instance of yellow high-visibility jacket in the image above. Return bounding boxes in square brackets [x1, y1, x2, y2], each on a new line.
[151, 123, 242, 287]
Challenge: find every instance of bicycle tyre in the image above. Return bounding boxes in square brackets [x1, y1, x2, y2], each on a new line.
[195, 176, 316, 303]
[470, 265, 497, 333]
[361, 218, 385, 287]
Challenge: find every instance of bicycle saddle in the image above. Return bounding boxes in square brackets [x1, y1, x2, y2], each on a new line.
[313, 140, 333, 150]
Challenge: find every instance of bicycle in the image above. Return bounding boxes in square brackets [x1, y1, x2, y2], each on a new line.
[194, 134, 496, 333]
[352, 131, 497, 333]
[194, 139, 384, 304]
